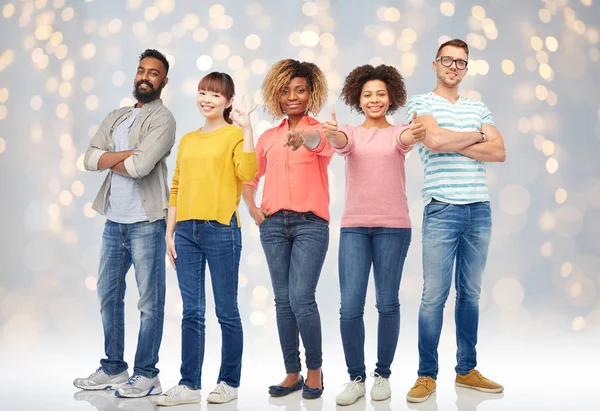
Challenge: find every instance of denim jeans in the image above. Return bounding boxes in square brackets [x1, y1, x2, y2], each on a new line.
[418, 200, 492, 379]
[259, 210, 329, 373]
[97, 219, 166, 378]
[174, 215, 243, 390]
[338, 227, 411, 381]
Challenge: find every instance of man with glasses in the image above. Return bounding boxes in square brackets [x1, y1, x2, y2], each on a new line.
[404, 39, 506, 403]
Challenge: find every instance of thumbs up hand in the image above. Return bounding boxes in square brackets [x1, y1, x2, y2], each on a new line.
[323, 109, 339, 140]
[410, 111, 426, 143]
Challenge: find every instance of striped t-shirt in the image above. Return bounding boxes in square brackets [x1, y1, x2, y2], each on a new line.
[405, 92, 495, 205]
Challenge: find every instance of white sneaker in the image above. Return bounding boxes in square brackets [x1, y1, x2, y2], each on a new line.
[73, 367, 130, 390]
[154, 385, 201, 406]
[370, 372, 391, 401]
[115, 374, 162, 398]
[207, 381, 238, 404]
[335, 377, 366, 406]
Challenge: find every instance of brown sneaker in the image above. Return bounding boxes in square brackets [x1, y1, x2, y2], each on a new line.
[455, 369, 504, 393]
[406, 376, 436, 403]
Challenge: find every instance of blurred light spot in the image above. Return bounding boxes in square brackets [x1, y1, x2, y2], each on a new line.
[541, 241, 553, 257]
[249, 311, 266, 326]
[539, 8, 551, 23]
[3, 4, 15, 18]
[546, 157, 559, 174]
[252, 286, 269, 301]
[440, 2, 455, 17]
[144, 6, 159, 21]
[378, 30, 395, 46]
[212, 43, 230, 59]
[384, 7, 401, 22]
[61, 7, 74, 21]
[209, 4, 225, 18]
[76, 154, 85, 172]
[35, 24, 53, 41]
[570, 282, 582, 297]
[300, 30, 320, 47]
[320, 33, 335, 48]
[191, 27, 208, 43]
[58, 82, 72, 97]
[83, 202, 96, 218]
[120, 97, 133, 107]
[525, 56, 538, 72]
[247, 252, 263, 267]
[536, 50, 549, 64]
[560, 262, 573, 277]
[56, 103, 69, 119]
[492, 278, 525, 310]
[518, 117, 531, 133]
[555, 188, 568, 204]
[535, 85, 548, 101]
[85, 276, 97, 291]
[239, 273, 248, 288]
[55, 44, 68, 59]
[438, 35, 452, 45]
[572, 316, 585, 331]
[196, 55, 213, 71]
[546, 36, 559, 52]
[547, 91, 558, 106]
[302, 2, 318, 16]
[59, 133, 72, 149]
[30, 95, 43, 111]
[539, 210, 556, 232]
[541, 139, 555, 155]
[501, 59, 515, 75]
[227, 55, 244, 71]
[59, 190, 73, 206]
[81, 43, 96, 59]
[85, 95, 99, 111]
[402, 28, 418, 43]
[499, 185, 531, 215]
[289, 32, 302, 47]
[472, 5, 485, 20]
[0, 137, 5, 153]
[539, 63, 553, 80]
[476, 60, 490, 75]
[530, 36, 543, 51]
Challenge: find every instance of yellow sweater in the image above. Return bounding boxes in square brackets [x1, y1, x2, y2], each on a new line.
[169, 124, 258, 226]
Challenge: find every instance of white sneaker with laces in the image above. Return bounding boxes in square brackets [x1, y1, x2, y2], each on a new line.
[154, 385, 201, 406]
[370, 372, 391, 401]
[207, 381, 238, 404]
[335, 376, 366, 406]
[73, 367, 130, 390]
[115, 374, 162, 398]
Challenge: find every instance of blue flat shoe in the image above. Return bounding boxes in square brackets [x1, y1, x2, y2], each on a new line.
[268, 376, 304, 397]
[302, 371, 324, 399]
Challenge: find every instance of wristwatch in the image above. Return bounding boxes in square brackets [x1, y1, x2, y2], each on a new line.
[479, 131, 486, 142]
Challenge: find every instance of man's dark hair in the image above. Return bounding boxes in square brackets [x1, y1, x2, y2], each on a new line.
[139, 49, 170, 74]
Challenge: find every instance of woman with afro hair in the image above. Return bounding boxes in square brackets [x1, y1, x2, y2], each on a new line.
[321, 64, 426, 406]
[242, 59, 333, 399]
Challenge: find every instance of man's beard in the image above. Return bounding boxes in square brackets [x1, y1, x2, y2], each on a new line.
[133, 80, 164, 103]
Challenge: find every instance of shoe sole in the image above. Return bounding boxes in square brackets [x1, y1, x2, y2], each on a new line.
[371, 393, 391, 401]
[406, 388, 435, 403]
[154, 398, 201, 406]
[73, 382, 125, 391]
[455, 382, 504, 393]
[115, 385, 163, 398]
[336, 393, 365, 406]
[207, 396, 237, 404]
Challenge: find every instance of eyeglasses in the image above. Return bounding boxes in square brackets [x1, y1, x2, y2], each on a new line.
[436, 56, 468, 70]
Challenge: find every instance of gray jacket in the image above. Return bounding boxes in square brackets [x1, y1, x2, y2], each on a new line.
[84, 99, 176, 222]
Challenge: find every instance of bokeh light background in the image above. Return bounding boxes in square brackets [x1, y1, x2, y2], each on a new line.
[1, 0, 599, 409]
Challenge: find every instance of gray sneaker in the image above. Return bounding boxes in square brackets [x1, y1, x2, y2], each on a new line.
[115, 374, 162, 398]
[73, 367, 130, 391]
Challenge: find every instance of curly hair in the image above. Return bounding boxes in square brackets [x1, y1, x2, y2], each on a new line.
[261, 59, 328, 119]
[340, 64, 407, 115]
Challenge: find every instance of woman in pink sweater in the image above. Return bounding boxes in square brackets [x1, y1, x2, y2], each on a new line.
[322, 64, 425, 406]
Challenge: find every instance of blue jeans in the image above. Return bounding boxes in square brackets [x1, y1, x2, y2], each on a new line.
[174, 215, 243, 390]
[98, 219, 166, 378]
[259, 210, 329, 373]
[418, 200, 492, 379]
[339, 227, 411, 381]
